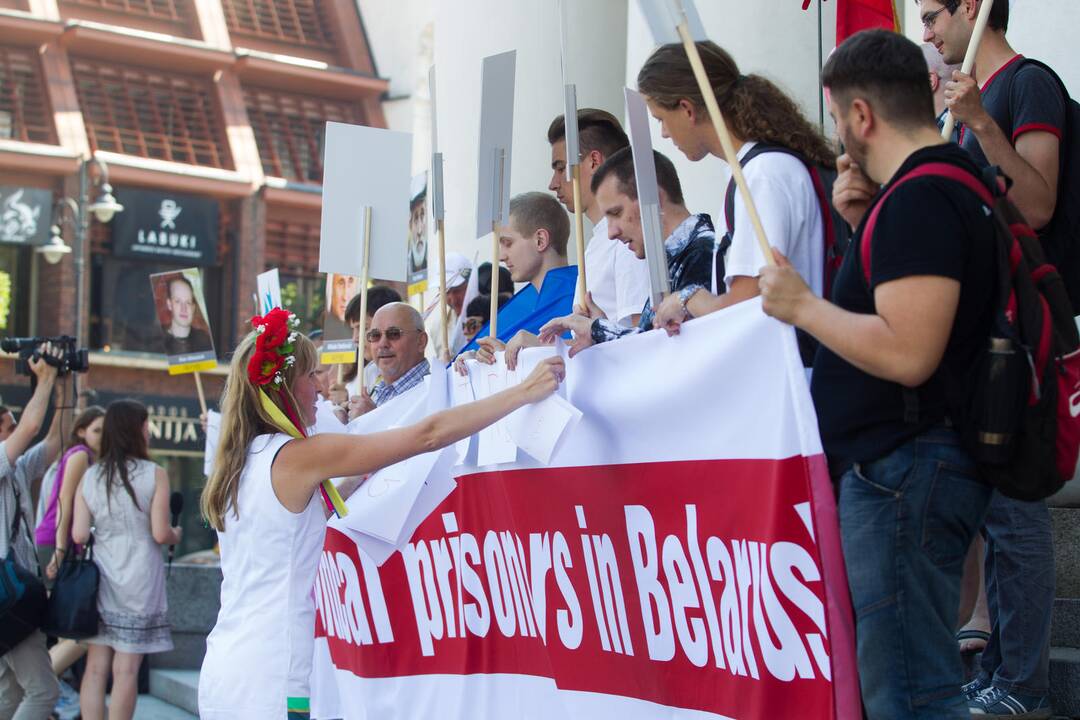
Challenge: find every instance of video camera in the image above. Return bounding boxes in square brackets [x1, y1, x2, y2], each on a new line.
[1, 336, 89, 378]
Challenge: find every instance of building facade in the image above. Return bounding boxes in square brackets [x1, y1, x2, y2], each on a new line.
[0, 0, 387, 555]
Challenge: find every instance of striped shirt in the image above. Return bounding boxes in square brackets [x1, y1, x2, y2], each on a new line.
[370, 359, 431, 407]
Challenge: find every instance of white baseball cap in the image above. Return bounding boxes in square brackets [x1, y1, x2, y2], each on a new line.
[443, 252, 471, 289]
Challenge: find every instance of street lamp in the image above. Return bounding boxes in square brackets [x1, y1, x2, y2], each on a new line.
[37, 226, 73, 264]
[42, 156, 124, 348]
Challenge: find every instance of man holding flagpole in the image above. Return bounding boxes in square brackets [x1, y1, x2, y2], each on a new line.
[925, 1, 1064, 714]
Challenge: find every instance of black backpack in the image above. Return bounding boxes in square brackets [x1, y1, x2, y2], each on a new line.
[1008, 59, 1080, 314]
[860, 161, 1080, 501]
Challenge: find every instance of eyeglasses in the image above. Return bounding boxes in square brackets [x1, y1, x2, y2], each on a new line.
[365, 327, 417, 343]
[922, 1, 958, 30]
[463, 317, 485, 333]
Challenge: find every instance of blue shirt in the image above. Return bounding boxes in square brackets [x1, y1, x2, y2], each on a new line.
[459, 265, 578, 354]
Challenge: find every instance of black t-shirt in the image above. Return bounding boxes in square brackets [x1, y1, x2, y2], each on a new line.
[164, 327, 213, 356]
[810, 144, 996, 474]
[960, 55, 1065, 172]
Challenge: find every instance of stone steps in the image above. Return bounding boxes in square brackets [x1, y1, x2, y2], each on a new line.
[148, 668, 200, 716]
[131, 694, 199, 720]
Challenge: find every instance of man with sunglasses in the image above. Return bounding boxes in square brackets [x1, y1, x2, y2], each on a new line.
[347, 302, 430, 419]
[922, 2, 1064, 716]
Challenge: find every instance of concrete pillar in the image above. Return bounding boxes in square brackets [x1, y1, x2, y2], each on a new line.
[432, 0, 629, 264]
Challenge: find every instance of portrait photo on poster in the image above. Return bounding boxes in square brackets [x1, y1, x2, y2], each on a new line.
[148, 267, 216, 372]
[323, 272, 360, 342]
[408, 171, 429, 295]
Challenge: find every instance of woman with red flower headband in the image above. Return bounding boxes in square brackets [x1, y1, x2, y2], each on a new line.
[197, 308, 564, 719]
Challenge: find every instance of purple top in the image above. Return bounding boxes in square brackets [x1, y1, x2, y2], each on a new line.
[34, 444, 91, 546]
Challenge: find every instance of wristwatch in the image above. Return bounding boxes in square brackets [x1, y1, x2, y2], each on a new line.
[678, 284, 704, 320]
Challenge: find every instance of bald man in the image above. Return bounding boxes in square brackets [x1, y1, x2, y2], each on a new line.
[347, 302, 431, 419]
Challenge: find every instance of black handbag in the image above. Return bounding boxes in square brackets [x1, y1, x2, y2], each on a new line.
[43, 534, 100, 639]
[0, 483, 48, 657]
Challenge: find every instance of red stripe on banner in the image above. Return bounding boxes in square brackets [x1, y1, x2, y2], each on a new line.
[315, 456, 841, 719]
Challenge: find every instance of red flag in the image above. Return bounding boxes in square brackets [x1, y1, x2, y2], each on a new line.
[836, 0, 901, 43]
[801, 0, 900, 43]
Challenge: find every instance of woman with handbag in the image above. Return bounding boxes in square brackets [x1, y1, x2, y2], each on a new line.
[71, 399, 181, 720]
[197, 309, 563, 719]
[37, 405, 104, 579]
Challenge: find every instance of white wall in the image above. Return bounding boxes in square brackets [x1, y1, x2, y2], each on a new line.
[624, 0, 837, 225]
[431, 0, 629, 264]
[357, 0, 434, 172]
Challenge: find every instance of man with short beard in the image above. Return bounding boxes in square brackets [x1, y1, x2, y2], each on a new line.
[759, 30, 997, 718]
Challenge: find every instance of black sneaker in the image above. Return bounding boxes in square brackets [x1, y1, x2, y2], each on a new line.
[963, 676, 990, 701]
[968, 685, 1051, 718]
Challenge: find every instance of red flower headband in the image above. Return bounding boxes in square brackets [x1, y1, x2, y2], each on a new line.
[247, 308, 301, 390]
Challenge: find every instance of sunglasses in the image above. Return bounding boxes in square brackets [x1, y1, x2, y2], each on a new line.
[365, 327, 416, 343]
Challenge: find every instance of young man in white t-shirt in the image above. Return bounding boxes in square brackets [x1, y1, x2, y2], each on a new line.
[547, 109, 651, 327]
[636, 41, 835, 334]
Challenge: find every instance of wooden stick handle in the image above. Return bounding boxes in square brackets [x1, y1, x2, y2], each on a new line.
[941, 0, 994, 140]
[437, 219, 450, 362]
[676, 22, 774, 267]
[571, 165, 588, 306]
[193, 371, 207, 415]
[356, 207, 372, 395]
[490, 221, 500, 338]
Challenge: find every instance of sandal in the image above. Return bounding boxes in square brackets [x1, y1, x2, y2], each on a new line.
[956, 628, 990, 655]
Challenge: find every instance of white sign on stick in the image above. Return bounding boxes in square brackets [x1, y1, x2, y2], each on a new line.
[319, 122, 412, 281]
[475, 51, 516, 239]
[256, 268, 281, 314]
[625, 88, 671, 306]
[636, 0, 707, 45]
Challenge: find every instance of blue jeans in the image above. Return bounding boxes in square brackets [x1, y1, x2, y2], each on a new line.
[839, 427, 992, 719]
[979, 492, 1054, 694]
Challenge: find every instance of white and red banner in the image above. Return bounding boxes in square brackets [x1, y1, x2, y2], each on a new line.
[311, 300, 859, 719]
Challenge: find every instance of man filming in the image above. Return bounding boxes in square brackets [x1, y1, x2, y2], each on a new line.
[0, 343, 65, 718]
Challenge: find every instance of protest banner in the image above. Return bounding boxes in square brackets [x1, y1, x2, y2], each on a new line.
[310, 300, 858, 719]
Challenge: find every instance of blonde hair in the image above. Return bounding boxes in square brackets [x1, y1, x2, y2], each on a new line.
[200, 330, 317, 531]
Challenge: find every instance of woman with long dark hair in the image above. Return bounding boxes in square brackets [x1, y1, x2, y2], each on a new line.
[35, 404, 105, 577]
[637, 41, 836, 334]
[72, 399, 181, 720]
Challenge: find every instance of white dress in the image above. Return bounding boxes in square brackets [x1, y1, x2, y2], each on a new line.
[198, 433, 328, 719]
[81, 459, 173, 654]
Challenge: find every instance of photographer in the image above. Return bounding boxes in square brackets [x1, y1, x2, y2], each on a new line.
[0, 343, 64, 719]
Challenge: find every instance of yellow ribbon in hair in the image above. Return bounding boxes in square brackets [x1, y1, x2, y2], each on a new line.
[259, 389, 349, 518]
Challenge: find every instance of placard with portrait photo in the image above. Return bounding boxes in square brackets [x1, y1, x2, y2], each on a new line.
[407, 172, 429, 296]
[321, 272, 360, 364]
[149, 268, 217, 374]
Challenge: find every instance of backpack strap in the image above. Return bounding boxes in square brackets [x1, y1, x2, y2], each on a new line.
[860, 162, 994, 286]
[723, 143, 793, 235]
